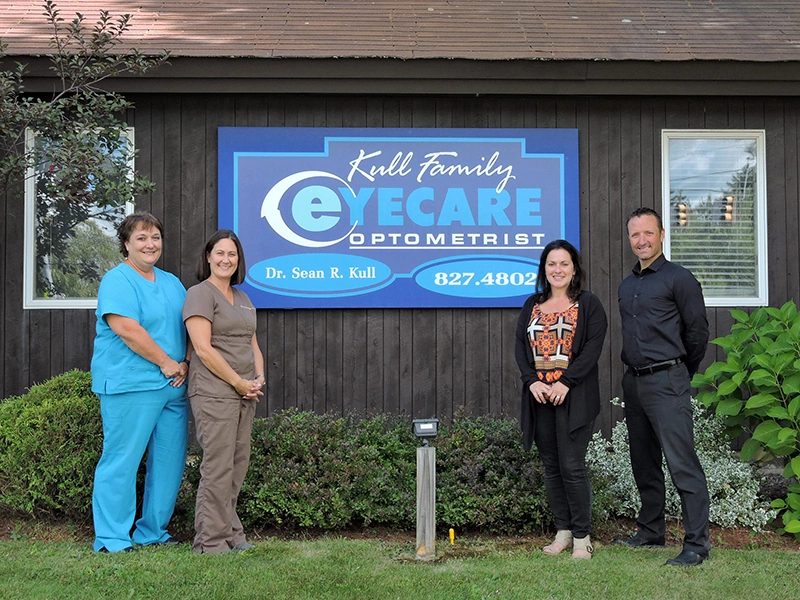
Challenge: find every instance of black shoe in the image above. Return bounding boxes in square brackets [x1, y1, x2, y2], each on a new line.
[665, 548, 707, 566]
[613, 532, 666, 548]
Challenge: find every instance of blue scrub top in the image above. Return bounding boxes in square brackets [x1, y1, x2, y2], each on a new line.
[91, 263, 187, 395]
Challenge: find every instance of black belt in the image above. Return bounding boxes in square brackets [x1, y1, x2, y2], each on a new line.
[629, 358, 683, 377]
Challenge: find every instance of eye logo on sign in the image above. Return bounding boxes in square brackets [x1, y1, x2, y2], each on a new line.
[261, 170, 357, 248]
[219, 128, 579, 309]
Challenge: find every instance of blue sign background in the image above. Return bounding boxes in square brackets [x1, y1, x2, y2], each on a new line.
[218, 128, 579, 308]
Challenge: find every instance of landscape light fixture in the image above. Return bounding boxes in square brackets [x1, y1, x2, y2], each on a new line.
[412, 418, 439, 445]
[412, 417, 438, 560]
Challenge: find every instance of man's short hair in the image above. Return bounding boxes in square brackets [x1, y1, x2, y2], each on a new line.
[626, 207, 663, 230]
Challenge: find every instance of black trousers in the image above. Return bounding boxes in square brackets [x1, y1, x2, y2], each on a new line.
[533, 402, 594, 538]
[622, 363, 710, 554]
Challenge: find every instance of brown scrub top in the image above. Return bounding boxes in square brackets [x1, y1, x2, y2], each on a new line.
[183, 280, 257, 400]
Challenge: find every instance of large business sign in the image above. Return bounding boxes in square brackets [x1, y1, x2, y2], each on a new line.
[218, 128, 579, 308]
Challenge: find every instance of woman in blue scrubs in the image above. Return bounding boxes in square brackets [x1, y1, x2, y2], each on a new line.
[90, 212, 190, 553]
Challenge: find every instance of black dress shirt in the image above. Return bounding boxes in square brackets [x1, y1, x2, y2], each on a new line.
[618, 254, 709, 377]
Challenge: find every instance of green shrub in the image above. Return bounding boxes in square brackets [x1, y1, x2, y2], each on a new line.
[348, 414, 418, 526]
[587, 397, 776, 530]
[172, 454, 201, 534]
[1, 369, 773, 535]
[692, 301, 800, 537]
[436, 416, 546, 533]
[0, 370, 100, 520]
[237, 410, 416, 529]
[208, 411, 548, 533]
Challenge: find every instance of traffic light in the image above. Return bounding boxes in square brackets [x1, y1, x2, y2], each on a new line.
[676, 202, 689, 226]
[721, 195, 734, 221]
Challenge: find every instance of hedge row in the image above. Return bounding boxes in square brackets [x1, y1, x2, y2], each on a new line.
[1, 370, 775, 534]
[0, 370, 547, 533]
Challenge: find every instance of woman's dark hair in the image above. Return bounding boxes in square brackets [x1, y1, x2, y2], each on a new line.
[197, 229, 246, 284]
[534, 239, 583, 302]
[117, 212, 164, 257]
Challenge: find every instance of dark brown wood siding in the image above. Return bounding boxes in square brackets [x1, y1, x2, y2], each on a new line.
[3, 94, 800, 436]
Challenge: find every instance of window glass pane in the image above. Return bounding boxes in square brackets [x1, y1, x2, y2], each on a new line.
[32, 133, 132, 301]
[666, 134, 763, 303]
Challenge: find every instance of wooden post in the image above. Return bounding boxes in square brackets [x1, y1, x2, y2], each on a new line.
[415, 444, 436, 560]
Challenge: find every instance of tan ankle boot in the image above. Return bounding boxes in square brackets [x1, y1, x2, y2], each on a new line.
[572, 535, 593, 559]
[542, 530, 572, 555]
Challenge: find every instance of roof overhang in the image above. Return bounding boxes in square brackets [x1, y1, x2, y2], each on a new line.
[7, 56, 800, 96]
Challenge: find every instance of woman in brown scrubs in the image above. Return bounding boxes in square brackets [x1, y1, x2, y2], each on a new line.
[183, 230, 265, 554]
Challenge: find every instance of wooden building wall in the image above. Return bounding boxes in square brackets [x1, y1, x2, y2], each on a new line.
[2, 94, 800, 436]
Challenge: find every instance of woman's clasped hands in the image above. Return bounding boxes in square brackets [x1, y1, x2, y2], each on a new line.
[234, 375, 265, 401]
[529, 380, 570, 406]
[161, 358, 188, 388]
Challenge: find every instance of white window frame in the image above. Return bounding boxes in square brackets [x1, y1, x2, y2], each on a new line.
[23, 127, 136, 309]
[661, 129, 768, 307]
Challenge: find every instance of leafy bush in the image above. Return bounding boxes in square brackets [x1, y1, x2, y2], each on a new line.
[0, 377, 547, 532]
[587, 397, 776, 530]
[692, 301, 800, 536]
[235, 411, 547, 532]
[0, 369, 775, 535]
[0, 370, 100, 519]
[436, 416, 546, 533]
[237, 410, 415, 529]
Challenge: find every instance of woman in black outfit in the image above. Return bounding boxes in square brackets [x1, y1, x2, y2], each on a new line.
[515, 239, 607, 559]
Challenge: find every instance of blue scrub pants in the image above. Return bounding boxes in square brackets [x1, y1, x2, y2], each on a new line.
[92, 385, 188, 552]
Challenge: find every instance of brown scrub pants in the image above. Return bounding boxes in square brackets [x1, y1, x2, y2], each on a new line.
[190, 395, 257, 554]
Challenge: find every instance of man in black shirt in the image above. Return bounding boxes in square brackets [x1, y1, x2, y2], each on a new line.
[617, 207, 710, 566]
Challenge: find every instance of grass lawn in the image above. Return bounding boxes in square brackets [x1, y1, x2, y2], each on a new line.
[0, 533, 798, 600]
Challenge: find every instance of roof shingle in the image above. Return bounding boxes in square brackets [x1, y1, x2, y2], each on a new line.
[2, 1, 800, 62]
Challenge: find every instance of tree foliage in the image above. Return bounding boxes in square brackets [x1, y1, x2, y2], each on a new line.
[0, 1, 167, 298]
